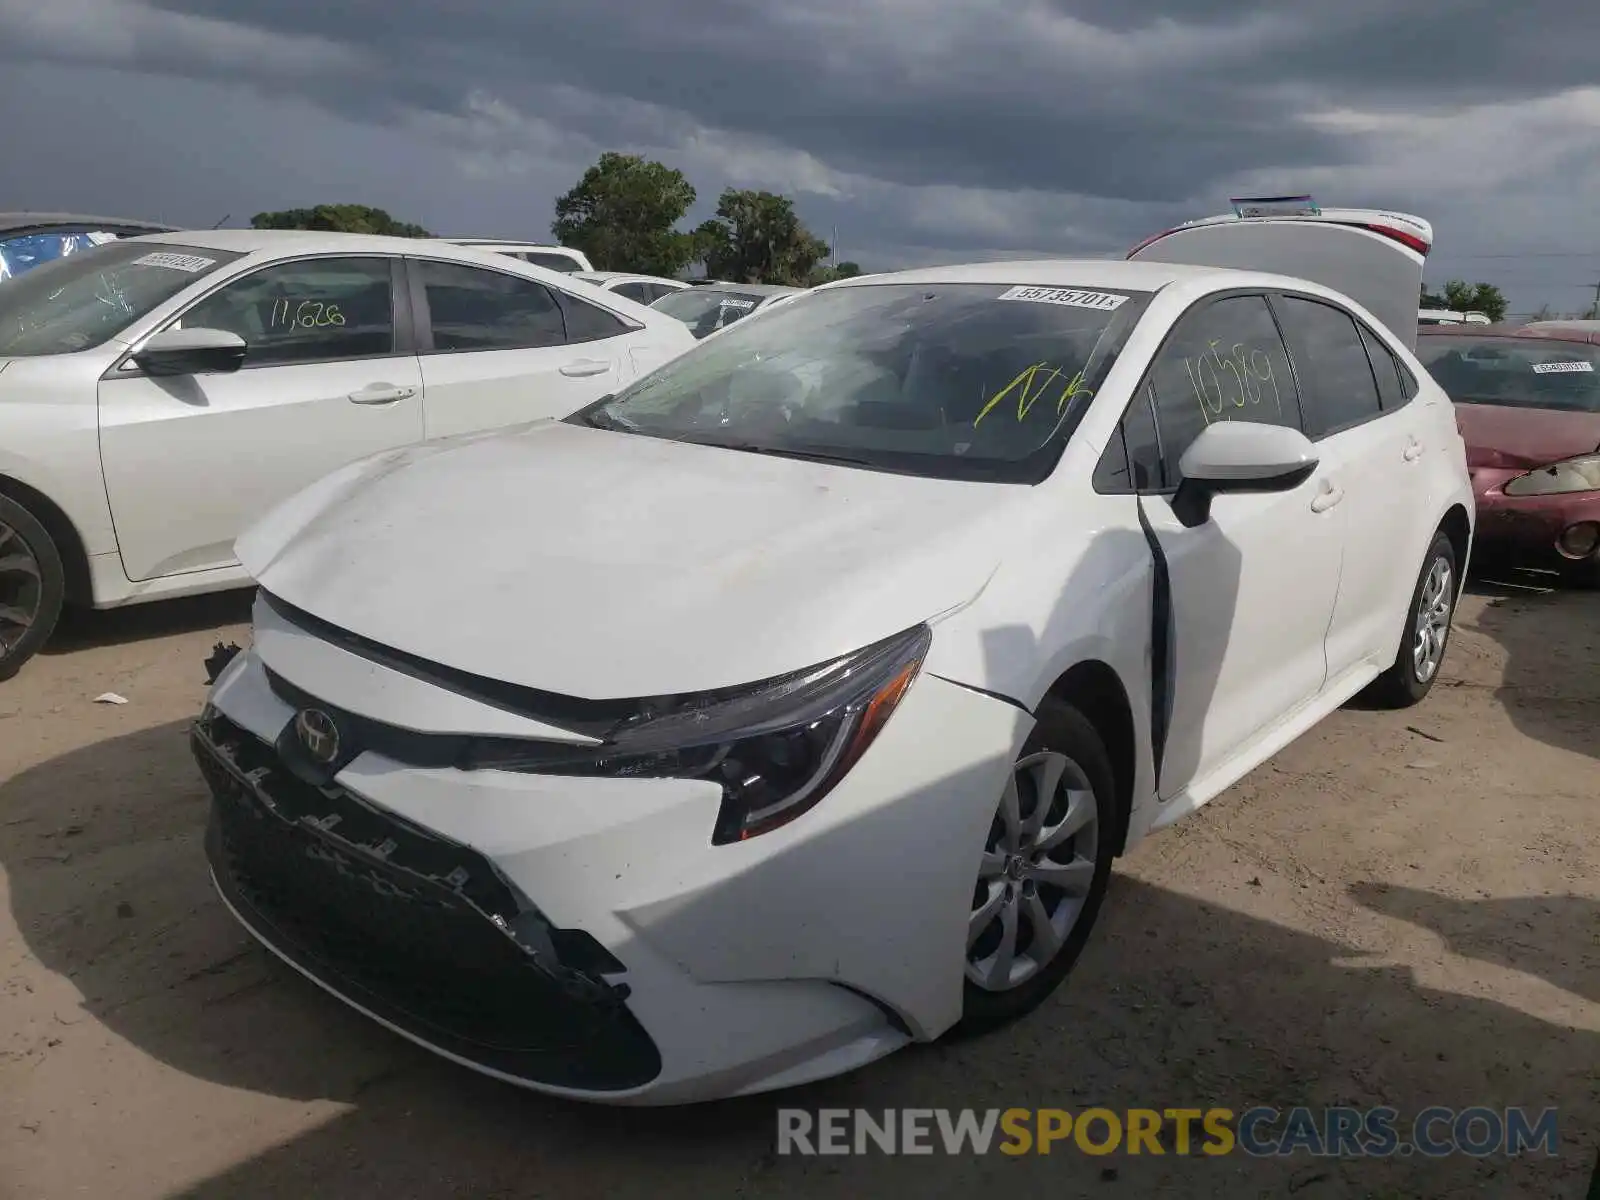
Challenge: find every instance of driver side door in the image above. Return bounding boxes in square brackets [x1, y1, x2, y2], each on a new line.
[1105, 292, 1347, 804]
[98, 255, 424, 582]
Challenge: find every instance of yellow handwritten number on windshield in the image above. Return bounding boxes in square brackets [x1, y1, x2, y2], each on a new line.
[973, 363, 1094, 427]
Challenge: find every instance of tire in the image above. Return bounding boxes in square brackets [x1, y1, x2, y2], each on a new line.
[1363, 529, 1458, 709]
[951, 696, 1117, 1037]
[0, 494, 66, 683]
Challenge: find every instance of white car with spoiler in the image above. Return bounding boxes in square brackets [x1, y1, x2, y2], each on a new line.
[194, 197, 1473, 1104]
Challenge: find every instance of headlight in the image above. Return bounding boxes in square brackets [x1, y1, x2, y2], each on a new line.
[464, 625, 931, 844]
[1502, 453, 1600, 497]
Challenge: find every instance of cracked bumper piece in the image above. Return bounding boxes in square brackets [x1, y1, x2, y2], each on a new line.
[195, 646, 1029, 1103]
[194, 713, 661, 1092]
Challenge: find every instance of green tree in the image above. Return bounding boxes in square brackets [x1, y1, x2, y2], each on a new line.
[1439, 279, 1508, 323]
[695, 189, 831, 285]
[552, 153, 698, 276]
[807, 260, 863, 286]
[250, 204, 431, 237]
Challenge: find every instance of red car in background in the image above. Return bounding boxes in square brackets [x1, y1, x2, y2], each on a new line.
[1416, 324, 1600, 587]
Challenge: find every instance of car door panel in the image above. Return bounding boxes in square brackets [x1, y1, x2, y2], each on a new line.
[1273, 293, 1415, 677]
[1147, 482, 1344, 795]
[98, 255, 423, 582]
[409, 258, 627, 439]
[1110, 292, 1344, 798]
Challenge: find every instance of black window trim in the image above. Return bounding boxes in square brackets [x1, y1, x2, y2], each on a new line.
[1266, 289, 1390, 442]
[403, 254, 644, 356]
[1092, 287, 1305, 497]
[104, 251, 411, 380]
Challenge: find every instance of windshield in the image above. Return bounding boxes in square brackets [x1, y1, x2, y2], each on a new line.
[579, 281, 1149, 482]
[0, 240, 240, 357]
[0, 229, 125, 282]
[652, 288, 772, 338]
[1416, 336, 1600, 413]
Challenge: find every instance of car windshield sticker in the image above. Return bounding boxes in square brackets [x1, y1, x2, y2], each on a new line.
[133, 251, 217, 272]
[996, 285, 1128, 311]
[1531, 360, 1594, 374]
[719, 298, 757, 310]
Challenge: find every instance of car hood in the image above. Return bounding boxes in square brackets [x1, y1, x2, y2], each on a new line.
[1455, 403, 1600, 469]
[238, 421, 1030, 698]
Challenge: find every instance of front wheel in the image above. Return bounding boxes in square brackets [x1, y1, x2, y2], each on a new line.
[952, 697, 1117, 1037]
[0, 494, 66, 683]
[1363, 530, 1458, 709]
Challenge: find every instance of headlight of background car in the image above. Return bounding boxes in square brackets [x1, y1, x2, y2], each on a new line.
[464, 625, 931, 844]
[1502, 453, 1600, 497]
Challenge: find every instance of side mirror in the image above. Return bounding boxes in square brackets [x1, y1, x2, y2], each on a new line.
[131, 327, 247, 377]
[1171, 422, 1319, 528]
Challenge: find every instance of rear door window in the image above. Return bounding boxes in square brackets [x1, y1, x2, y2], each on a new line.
[1358, 323, 1407, 410]
[612, 281, 653, 304]
[1273, 295, 1384, 437]
[415, 260, 567, 351]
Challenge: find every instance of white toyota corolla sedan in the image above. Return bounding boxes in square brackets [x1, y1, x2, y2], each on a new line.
[194, 201, 1474, 1105]
[0, 230, 694, 679]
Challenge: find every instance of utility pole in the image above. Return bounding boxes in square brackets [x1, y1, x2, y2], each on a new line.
[831, 225, 838, 269]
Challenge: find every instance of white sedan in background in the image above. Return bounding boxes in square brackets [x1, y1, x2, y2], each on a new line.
[573, 271, 690, 305]
[0, 230, 694, 678]
[194, 199, 1473, 1104]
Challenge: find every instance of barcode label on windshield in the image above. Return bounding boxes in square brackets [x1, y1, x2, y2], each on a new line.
[134, 251, 216, 273]
[1531, 360, 1594, 374]
[997, 286, 1128, 311]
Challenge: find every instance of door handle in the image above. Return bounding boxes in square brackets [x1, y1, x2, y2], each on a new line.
[348, 384, 415, 405]
[1310, 479, 1344, 513]
[559, 359, 613, 378]
[1403, 437, 1424, 461]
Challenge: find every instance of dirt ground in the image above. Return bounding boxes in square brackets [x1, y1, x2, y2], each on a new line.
[0, 578, 1595, 1199]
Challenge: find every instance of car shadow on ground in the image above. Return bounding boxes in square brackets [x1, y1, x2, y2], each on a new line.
[2, 721, 1593, 1198]
[1460, 567, 1599, 764]
[42, 588, 254, 656]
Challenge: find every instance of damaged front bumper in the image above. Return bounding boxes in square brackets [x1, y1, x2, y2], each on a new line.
[191, 708, 664, 1092]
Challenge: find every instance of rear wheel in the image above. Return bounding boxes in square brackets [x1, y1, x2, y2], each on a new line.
[952, 697, 1116, 1036]
[0, 495, 65, 682]
[1364, 530, 1458, 709]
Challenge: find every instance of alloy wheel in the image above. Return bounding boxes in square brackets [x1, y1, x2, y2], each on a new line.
[0, 519, 43, 664]
[1411, 555, 1454, 684]
[966, 750, 1100, 992]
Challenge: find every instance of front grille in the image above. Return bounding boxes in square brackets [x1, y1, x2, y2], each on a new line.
[194, 710, 662, 1092]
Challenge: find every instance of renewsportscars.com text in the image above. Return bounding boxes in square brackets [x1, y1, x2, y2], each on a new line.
[776, 1106, 1561, 1158]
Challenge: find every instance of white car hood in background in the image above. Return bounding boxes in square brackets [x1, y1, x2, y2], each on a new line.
[239, 421, 1027, 698]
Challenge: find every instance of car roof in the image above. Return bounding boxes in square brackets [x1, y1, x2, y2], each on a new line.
[825, 258, 1290, 294]
[437, 239, 580, 252]
[0, 212, 177, 236]
[136, 229, 526, 257]
[1418, 323, 1600, 347]
[578, 270, 684, 284]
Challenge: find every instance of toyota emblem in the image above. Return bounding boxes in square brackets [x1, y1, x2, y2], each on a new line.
[294, 708, 341, 765]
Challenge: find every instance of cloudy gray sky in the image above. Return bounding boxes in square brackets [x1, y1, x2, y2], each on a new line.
[4, 0, 1600, 313]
